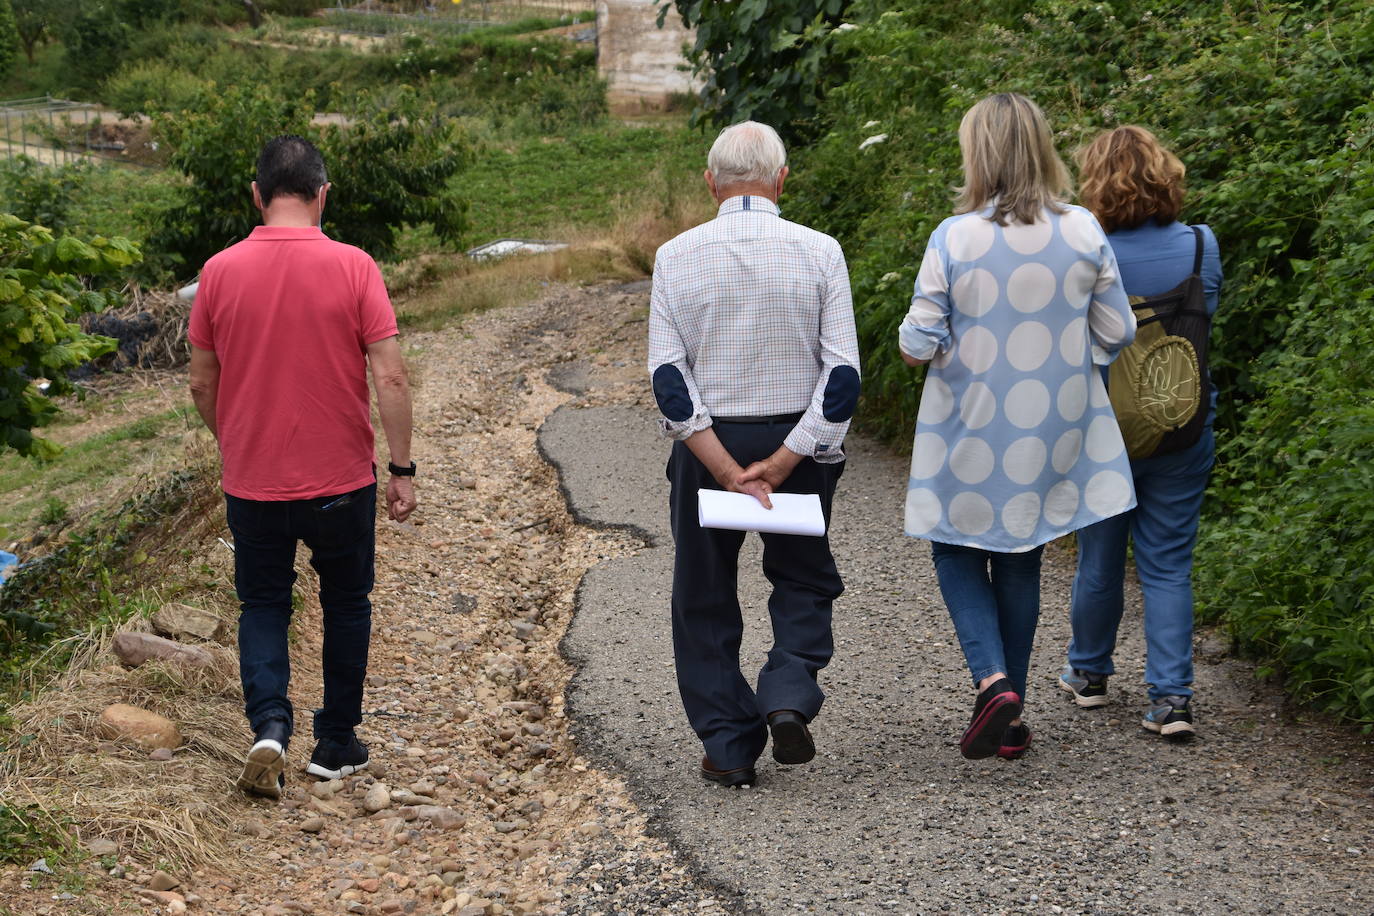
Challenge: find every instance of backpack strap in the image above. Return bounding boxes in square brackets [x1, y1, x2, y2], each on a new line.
[1190, 225, 1204, 276]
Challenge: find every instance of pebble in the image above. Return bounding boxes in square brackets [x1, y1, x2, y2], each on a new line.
[149, 747, 175, 761]
[149, 870, 181, 891]
[85, 838, 118, 857]
[300, 817, 326, 833]
[364, 783, 392, 813]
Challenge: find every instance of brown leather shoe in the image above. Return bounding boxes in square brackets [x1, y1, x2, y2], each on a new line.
[767, 709, 816, 764]
[700, 756, 756, 788]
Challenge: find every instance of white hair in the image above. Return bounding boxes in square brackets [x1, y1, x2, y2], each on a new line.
[707, 121, 787, 187]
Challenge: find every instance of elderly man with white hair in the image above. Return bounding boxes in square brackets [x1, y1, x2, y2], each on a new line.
[648, 121, 861, 788]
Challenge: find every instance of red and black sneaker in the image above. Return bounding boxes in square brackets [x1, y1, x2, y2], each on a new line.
[960, 678, 1022, 760]
[996, 722, 1033, 760]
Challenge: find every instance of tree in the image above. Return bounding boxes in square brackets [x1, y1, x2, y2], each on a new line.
[658, 0, 852, 143]
[60, 2, 130, 91]
[0, 214, 142, 458]
[11, 0, 61, 65]
[0, 0, 18, 83]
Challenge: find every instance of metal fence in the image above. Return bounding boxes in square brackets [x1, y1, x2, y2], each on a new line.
[0, 96, 104, 166]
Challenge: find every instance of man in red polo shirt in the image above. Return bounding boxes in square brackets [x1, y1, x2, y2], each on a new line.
[188, 135, 416, 798]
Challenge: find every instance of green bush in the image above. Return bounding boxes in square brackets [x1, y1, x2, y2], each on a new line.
[660, 0, 852, 142]
[0, 157, 92, 232]
[777, 0, 1374, 724]
[148, 83, 469, 277]
[103, 58, 211, 117]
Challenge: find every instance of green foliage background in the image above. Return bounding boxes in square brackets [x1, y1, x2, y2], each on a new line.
[756, 0, 1374, 725]
[0, 0, 17, 82]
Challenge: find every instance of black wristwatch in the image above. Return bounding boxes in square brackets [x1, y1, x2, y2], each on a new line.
[387, 461, 416, 477]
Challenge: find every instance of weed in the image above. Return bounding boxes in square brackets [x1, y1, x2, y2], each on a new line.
[37, 498, 67, 527]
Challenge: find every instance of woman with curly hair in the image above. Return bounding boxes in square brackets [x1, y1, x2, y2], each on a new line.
[1058, 126, 1223, 739]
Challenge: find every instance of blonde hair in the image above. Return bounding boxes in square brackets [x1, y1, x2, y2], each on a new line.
[1076, 125, 1186, 233]
[955, 93, 1071, 225]
[708, 121, 787, 187]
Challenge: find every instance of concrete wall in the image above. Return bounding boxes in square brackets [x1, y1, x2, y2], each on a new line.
[596, 1, 699, 110]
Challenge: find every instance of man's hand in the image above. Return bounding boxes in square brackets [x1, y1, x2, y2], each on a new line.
[386, 475, 416, 522]
[737, 446, 805, 492]
[684, 426, 774, 509]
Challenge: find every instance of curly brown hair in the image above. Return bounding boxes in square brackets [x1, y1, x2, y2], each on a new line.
[1075, 126, 1185, 233]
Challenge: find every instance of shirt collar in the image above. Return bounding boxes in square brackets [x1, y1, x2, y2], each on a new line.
[716, 195, 780, 218]
[248, 225, 327, 241]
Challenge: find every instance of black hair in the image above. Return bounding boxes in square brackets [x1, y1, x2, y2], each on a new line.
[255, 135, 327, 206]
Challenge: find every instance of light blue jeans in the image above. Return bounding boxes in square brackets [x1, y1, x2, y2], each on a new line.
[931, 542, 1046, 700]
[1069, 427, 1215, 700]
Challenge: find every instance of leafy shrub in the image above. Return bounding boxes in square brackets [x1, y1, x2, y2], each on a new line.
[0, 157, 92, 232]
[0, 0, 17, 82]
[0, 215, 141, 458]
[660, 0, 852, 142]
[104, 59, 211, 117]
[148, 84, 469, 277]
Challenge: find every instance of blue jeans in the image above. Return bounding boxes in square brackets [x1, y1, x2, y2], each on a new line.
[1069, 428, 1214, 700]
[225, 482, 376, 743]
[931, 542, 1045, 700]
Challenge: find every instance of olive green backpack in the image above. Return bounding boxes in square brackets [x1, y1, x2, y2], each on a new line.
[1108, 226, 1213, 460]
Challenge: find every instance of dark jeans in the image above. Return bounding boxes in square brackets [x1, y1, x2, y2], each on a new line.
[667, 421, 845, 770]
[225, 482, 376, 743]
[931, 541, 1045, 700]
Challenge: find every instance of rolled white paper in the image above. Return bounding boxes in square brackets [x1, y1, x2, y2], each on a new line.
[697, 489, 827, 537]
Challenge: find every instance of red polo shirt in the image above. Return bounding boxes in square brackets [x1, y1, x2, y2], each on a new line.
[188, 226, 398, 501]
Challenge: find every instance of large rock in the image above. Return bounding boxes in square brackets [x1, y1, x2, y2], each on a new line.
[151, 603, 227, 643]
[97, 704, 182, 752]
[111, 632, 214, 669]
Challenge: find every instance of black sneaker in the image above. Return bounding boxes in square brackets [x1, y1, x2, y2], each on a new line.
[960, 678, 1022, 760]
[1058, 664, 1109, 708]
[306, 735, 369, 779]
[1142, 695, 1196, 739]
[237, 719, 289, 799]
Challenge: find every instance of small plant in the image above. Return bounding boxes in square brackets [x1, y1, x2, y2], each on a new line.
[37, 497, 66, 526]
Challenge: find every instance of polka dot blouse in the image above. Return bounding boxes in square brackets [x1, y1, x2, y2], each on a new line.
[898, 204, 1138, 552]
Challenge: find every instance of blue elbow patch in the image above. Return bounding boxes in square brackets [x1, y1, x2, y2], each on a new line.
[652, 365, 694, 422]
[822, 366, 861, 422]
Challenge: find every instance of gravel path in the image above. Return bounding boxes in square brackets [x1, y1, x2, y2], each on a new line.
[540, 291, 1374, 914]
[4, 279, 1371, 916]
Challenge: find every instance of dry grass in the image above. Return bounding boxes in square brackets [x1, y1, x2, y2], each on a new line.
[0, 451, 273, 873]
[395, 170, 714, 330]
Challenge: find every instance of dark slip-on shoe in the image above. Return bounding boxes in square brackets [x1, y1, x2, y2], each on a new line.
[700, 756, 756, 788]
[767, 710, 816, 765]
[960, 678, 1022, 760]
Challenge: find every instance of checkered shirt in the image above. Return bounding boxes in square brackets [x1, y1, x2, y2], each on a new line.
[648, 195, 861, 462]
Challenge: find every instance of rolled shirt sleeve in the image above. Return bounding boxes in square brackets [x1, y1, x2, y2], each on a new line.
[1088, 234, 1137, 365]
[784, 244, 862, 463]
[899, 243, 952, 361]
[647, 254, 713, 441]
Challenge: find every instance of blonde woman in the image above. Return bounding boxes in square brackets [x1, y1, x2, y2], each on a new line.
[898, 93, 1137, 760]
[1060, 126, 1222, 739]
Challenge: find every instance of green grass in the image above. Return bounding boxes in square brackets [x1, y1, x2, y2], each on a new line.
[0, 406, 197, 540]
[457, 124, 707, 246]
